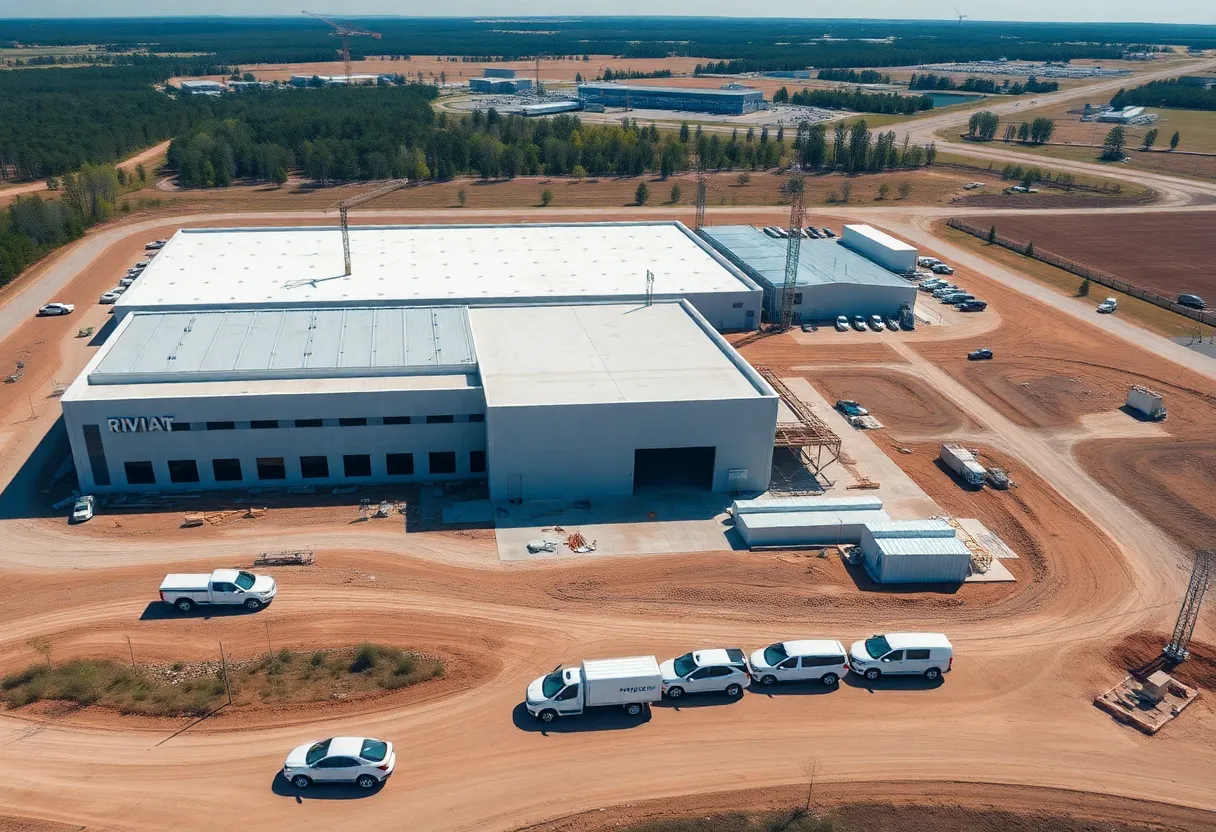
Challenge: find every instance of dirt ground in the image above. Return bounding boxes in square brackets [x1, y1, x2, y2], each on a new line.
[963, 211, 1216, 299]
[794, 368, 978, 435]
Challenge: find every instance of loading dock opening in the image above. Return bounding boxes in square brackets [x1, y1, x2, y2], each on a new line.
[633, 447, 716, 492]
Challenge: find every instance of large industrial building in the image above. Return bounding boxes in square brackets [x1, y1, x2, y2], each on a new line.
[577, 83, 764, 115]
[469, 77, 533, 94]
[698, 225, 918, 322]
[64, 222, 780, 500]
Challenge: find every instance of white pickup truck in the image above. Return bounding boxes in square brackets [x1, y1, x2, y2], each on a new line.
[159, 569, 277, 613]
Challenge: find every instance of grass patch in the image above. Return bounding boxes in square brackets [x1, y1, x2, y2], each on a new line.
[934, 223, 1198, 338]
[1, 644, 444, 717]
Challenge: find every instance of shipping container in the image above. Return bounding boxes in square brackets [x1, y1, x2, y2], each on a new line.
[840, 224, 918, 274]
[863, 537, 972, 583]
[1126, 385, 1166, 420]
[940, 443, 986, 487]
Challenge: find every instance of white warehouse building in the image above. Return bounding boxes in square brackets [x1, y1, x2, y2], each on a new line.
[62, 299, 779, 501]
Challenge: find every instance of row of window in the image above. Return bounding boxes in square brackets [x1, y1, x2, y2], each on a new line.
[168, 414, 484, 432]
[123, 450, 487, 486]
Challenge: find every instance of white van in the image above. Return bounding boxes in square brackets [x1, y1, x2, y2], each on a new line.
[848, 633, 952, 682]
[748, 639, 850, 687]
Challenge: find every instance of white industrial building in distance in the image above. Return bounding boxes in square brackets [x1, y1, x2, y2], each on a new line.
[63, 297, 778, 501]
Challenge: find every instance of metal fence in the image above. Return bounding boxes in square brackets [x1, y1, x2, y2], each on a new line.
[946, 219, 1216, 328]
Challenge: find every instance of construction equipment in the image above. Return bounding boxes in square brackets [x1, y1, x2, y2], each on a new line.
[303, 11, 382, 82]
[1164, 549, 1213, 661]
[777, 170, 805, 331]
[323, 178, 409, 276]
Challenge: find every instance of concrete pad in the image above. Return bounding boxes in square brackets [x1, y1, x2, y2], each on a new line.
[965, 557, 1016, 583]
[493, 492, 736, 562]
[442, 500, 493, 524]
[1079, 410, 1170, 439]
[781, 376, 943, 520]
[957, 518, 1020, 559]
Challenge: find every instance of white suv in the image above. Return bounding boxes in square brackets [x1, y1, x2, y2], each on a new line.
[660, 648, 750, 699]
[748, 639, 850, 687]
[849, 633, 953, 682]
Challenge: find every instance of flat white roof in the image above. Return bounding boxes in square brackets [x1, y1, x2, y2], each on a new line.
[115, 222, 757, 314]
[842, 224, 916, 252]
[471, 301, 773, 407]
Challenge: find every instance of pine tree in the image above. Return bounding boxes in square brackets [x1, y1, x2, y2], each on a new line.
[634, 180, 649, 205]
[987, 225, 997, 244]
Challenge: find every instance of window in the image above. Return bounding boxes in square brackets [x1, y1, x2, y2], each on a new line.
[429, 451, 456, 474]
[555, 684, 580, 701]
[470, 450, 486, 473]
[426, 414, 454, 424]
[256, 457, 286, 480]
[732, 302, 744, 309]
[386, 453, 414, 475]
[778, 658, 799, 670]
[339, 417, 367, 427]
[343, 454, 371, 477]
[467, 413, 485, 423]
[82, 424, 111, 486]
[205, 421, 235, 431]
[382, 416, 411, 425]
[300, 456, 329, 478]
[793, 292, 803, 305]
[168, 459, 200, 483]
[906, 649, 931, 661]
[294, 419, 323, 428]
[170, 421, 191, 432]
[708, 666, 733, 677]
[250, 420, 278, 430]
[213, 458, 243, 482]
[210, 582, 234, 592]
[124, 461, 156, 485]
[316, 757, 359, 769]
[688, 667, 712, 680]
[802, 655, 842, 668]
[882, 650, 904, 662]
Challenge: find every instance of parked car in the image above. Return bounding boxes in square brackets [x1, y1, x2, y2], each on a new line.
[526, 656, 661, 721]
[868, 315, 885, 332]
[835, 399, 869, 417]
[919, 279, 945, 291]
[660, 648, 750, 699]
[99, 291, 121, 305]
[1096, 297, 1117, 314]
[822, 228, 836, 237]
[848, 633, 953, 682]
[941, 293, 975, 304]
[749, 639, 850, 687]
[931, 263, 955, 275]
[36, 303, 74, 317]
[110, 285, 127, 295]
[145, 239, 167, 250]
[1177, 294, 1206, 310]
[282, 737, 396, 790]
[885, 316, 902, 331]
[70, 495, 95, 524]
[851, 315, 867, 332]
[957, 300, 988, 312]
[917, 256, 941, 267]
[834, 315, 850, 332]
[968, 348, 994, 361]
[159, 568, 277, 612]
[119, 277, 135, 287]
[762, 227, 778, 238]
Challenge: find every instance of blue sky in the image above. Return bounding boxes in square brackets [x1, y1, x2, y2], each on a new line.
[0, 2, 1212, 24]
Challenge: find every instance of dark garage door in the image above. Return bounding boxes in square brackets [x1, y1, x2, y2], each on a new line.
[633, 447, 716, 492]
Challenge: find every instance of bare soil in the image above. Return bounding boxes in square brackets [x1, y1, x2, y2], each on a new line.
[796, 368, 978, 435]
[1109, 631, 1216, 690]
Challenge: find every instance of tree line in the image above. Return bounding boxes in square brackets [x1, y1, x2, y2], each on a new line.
[792, 120, 936, 173]
[816, 69, 891, 84]
[909, 73, 1059, 95]
[1110, 79, 1216, 111]
[599, 68, 672, 81]
[966, 111, 1055, 144]
[775, 87, 933, 115]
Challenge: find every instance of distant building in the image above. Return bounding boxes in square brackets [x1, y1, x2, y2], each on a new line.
[469, 77, 533, 94]
[483, 67, 517, 78]
[519, 101, 582, 117]
[178, 79, 224, 95]
[762, 70, 814, 80]
[227, 81, 274, 92]
[1097, 105, 1147, 123]
[290, 74, 378, 87]
[577, 83, 763, 115]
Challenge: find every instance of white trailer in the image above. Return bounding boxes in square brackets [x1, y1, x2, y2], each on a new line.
[1126, 385, 1166, 421]
[840, 224, 918, 274]
[940, 443, 986, 488]
[525, 655, 662, 722]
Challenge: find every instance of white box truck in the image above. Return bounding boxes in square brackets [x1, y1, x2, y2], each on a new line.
[525, 656, 662, 723]
[1126, 385, 1166, 421]
[940, 443, 986, 488]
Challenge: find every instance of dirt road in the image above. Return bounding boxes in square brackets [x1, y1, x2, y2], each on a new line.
[0, 140, 170, 207]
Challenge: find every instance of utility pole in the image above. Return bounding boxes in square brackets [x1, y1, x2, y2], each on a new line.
[219, 641, 233, 706]
[777, 168, 806, 331]
[1164, 549, 1213, 662]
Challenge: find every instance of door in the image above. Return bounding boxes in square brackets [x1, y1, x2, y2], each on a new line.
[209, 581, 239, 604]
[554, 683, 581, 715]
[313, 756, 360, 782]
[684, 666, 714, 693]
[775, 656, 802, 680]
[706, 666, 736, 692]
[880, 650, 905, 674]
[904, 648, 932, 673]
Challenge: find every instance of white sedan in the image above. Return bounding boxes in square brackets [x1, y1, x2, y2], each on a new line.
[283, 736, 396, 790]
[99, 292, 121, 304]
[37, 303, 74, 317]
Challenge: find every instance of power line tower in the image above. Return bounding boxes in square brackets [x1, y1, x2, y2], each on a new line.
[303, 11, 382, 81]
[777, 169, 805, 331]
[694, 152, 708, 231]
[323, 178, 409, 276]
[1165, 549, 1213, 662]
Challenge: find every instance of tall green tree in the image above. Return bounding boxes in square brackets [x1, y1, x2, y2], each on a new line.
[1101, 126, 1126, 160]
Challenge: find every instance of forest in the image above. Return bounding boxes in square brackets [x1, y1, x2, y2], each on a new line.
[778, 87, 934, 115]
[816, 69, 891, 84]
[909, 73, 1059, 95]
[1110, 79, 1216, 111]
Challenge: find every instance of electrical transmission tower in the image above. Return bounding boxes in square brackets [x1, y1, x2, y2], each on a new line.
[1165, 549, 1213, 661]
[694, 153, 708, 231]
[777, 169, 805, 332]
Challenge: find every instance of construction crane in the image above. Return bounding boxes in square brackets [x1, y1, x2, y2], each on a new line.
[694, 152, 708, 231]
[777, 169, 805, 331]
[323, 179, 409, 277]
[303, 11, 382, 82]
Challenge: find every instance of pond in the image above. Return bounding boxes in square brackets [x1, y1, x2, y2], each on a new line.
[922, 91, 986, 108]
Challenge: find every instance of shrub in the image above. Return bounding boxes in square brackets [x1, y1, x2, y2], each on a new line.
[350, 643, 380, 673]
[635, 181, 650, 205]
[540, 188, 553, 206]
[310, 651, 326, 668]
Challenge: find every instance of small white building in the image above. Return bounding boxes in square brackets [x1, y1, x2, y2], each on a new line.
[839, 224, 918, 275]
[860, 519, 972, 583]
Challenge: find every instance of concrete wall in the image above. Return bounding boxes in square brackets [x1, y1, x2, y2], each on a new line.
[63, 386, 486, 493]
[485, 397, 777, 501]
[794, 282, 918, 321]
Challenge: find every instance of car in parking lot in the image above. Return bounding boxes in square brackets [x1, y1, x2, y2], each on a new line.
[932, 287, 962, 299]
[957, 300, 987, 312]
[920, 280, 948, 292]
[36, 303, 74, 317]
[822, 227, 836, 238]
[145, 239, 167, 250]
[968, 348, 994, 361]
[282, 736, 396, 790]
[868, 315, 885, 331]
[835, 399, 869, 417]
[941, 293, 974, 304]
[851, 315, 867, 332]
[885, 316, 902, 331]
[834, 315, 850, 332]
[748, 639, 850, 687]
[931, 263, 955, 275]
[119, 276, 135, 287]
[1177, 293, 1206, 310]
[99, 291, 121, 304]
[660, 648, 750, 699]
[70, 495, 95, 524]
[917, 256, 941, 267]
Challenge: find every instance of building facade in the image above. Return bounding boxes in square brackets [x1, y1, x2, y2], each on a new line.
[577, 83, 764, 114]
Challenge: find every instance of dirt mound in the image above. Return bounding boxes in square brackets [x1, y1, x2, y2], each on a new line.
[1075, 438, 1216, 553]
[1108, 631, 1216, 690]
[799, 367, 977, 435]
